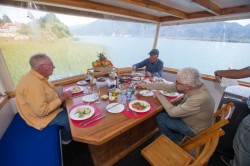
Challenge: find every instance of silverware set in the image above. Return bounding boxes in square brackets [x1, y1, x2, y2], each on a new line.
[78, 113, 105, 127]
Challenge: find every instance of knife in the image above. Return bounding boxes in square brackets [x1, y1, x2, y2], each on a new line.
[83, 115, 106, 126]
[106, 103, 120, 111]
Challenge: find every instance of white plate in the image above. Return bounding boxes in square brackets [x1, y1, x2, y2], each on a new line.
[139, 90, 154, 97]
[106, 103, 124, 113]
[69, 105, 95, 120]
[132, 76, 141, 81]
[129, 100, 150, 113]
[160, 91, 179, 97]
[66, 86, 84, 94]
[82, 94, 97, 102]
[132, 73, 144, 77]
[154, 77, 167, 83]
[76, 80, 88, 86]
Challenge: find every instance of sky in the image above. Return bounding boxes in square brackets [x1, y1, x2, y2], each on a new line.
[0, 5, 96, 26]
[0, 5, 250, 26]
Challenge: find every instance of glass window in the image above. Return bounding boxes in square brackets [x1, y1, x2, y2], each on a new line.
[158, 21, 250, 82]
[0, 5, 156, 86]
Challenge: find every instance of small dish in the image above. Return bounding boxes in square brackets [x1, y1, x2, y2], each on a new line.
[82, 94, 97, 102]
[76, 80, 88, 86]
[160, 91, 179, 97]
[106, 103, 124, 113]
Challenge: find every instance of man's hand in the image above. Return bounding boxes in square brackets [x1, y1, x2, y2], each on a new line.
[59, 91, 72, 102]
[145, 71, 151, 77]
[214, 70, 222, 83]
[136, 83, 146, 89]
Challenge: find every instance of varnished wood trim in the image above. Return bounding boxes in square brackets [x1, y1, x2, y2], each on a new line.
[192, 0, 221, 16]
[32, 0, 159, 22]
[121, 0, 188, 19]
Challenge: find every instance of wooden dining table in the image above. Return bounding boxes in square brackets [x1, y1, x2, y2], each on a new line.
[65, 79, 183, 166]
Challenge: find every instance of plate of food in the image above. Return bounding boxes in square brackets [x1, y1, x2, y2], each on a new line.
[82, 94, 97, 102]
[129, 100, 150, 113]
[132, 73, 144, 77]
[106, 103, 124, 113]
[132, 76, 141, 81]
[69, 105, 95, 120]
[160, 91, 179, 97]
[139, 90, 154, 97]
[69, 86, 84, 94]
[154, 77, 167, 83]
[76, 80, 88, 86]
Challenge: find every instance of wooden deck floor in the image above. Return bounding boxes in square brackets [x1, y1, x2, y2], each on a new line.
[62, 132, 229, 166]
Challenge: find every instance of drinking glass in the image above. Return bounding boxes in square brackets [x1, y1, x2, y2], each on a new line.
[92, 86, 100, 104]
[153, 72, 160, 78]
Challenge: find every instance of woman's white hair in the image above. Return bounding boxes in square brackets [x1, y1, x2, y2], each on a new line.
[177, 67, 203, 88]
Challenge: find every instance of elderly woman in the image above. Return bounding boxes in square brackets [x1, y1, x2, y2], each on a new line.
[137, 67, 214, 143]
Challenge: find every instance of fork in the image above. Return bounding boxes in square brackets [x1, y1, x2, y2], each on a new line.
[77, 113, 100, 126]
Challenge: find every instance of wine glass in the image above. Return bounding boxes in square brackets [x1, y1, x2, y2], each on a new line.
[85, 74, 92, 91]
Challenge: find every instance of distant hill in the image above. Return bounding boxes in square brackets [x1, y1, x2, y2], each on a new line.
[70, 20, 250, 43]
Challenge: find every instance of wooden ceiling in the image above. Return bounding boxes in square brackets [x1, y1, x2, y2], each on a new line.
[1, 0, 250, 25]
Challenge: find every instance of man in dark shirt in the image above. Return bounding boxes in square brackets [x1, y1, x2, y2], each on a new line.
[132, 49, 163, 77]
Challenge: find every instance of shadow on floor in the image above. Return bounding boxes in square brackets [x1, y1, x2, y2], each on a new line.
[62, 133, 229, 166]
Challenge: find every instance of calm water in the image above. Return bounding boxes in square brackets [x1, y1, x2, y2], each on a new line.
[76, 36, 250, 81]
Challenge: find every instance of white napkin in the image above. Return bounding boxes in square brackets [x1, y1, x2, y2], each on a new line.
[220, 77, 238, 87]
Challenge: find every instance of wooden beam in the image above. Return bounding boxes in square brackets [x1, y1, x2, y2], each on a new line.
[192, 0, 221, 16]
[121, 0, 188, 19]
[221, 5, 250, 15]
[16, 0, 160, 22]
[0, 1, 150, 23]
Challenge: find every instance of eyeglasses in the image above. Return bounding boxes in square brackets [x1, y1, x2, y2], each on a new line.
[41, 63, 55, 67]
[175, 80, 185, 86]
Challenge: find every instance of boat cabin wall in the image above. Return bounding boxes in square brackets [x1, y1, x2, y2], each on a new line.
[0, 98, 17, 139]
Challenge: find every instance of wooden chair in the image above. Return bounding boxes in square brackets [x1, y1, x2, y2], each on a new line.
[180, 102, 234, 145]
[141, 129, 224, 166]
[141, 102, 234, 166]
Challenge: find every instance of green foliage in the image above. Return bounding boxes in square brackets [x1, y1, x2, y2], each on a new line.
[17, 23, 32, 35]
[37, 13, 72, 40]
[0, 14, 11, 23]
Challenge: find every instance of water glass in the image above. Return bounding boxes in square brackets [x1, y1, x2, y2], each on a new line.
[126, 89, 132, 101]
[92, 87, 100, 103]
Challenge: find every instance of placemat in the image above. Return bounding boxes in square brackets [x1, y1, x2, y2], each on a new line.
[122, 102, 155, 119]
[69, 103, 103, 128]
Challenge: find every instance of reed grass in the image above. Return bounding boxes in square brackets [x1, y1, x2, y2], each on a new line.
[0, 39, 106, 86]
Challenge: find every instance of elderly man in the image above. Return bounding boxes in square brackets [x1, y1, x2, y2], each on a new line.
[132, 48, 163, 77]
[16, 53, 72, 144]
[137, 67, 214, 143]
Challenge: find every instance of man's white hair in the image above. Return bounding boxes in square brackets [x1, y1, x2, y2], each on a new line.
[177, 67, 203, 88]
